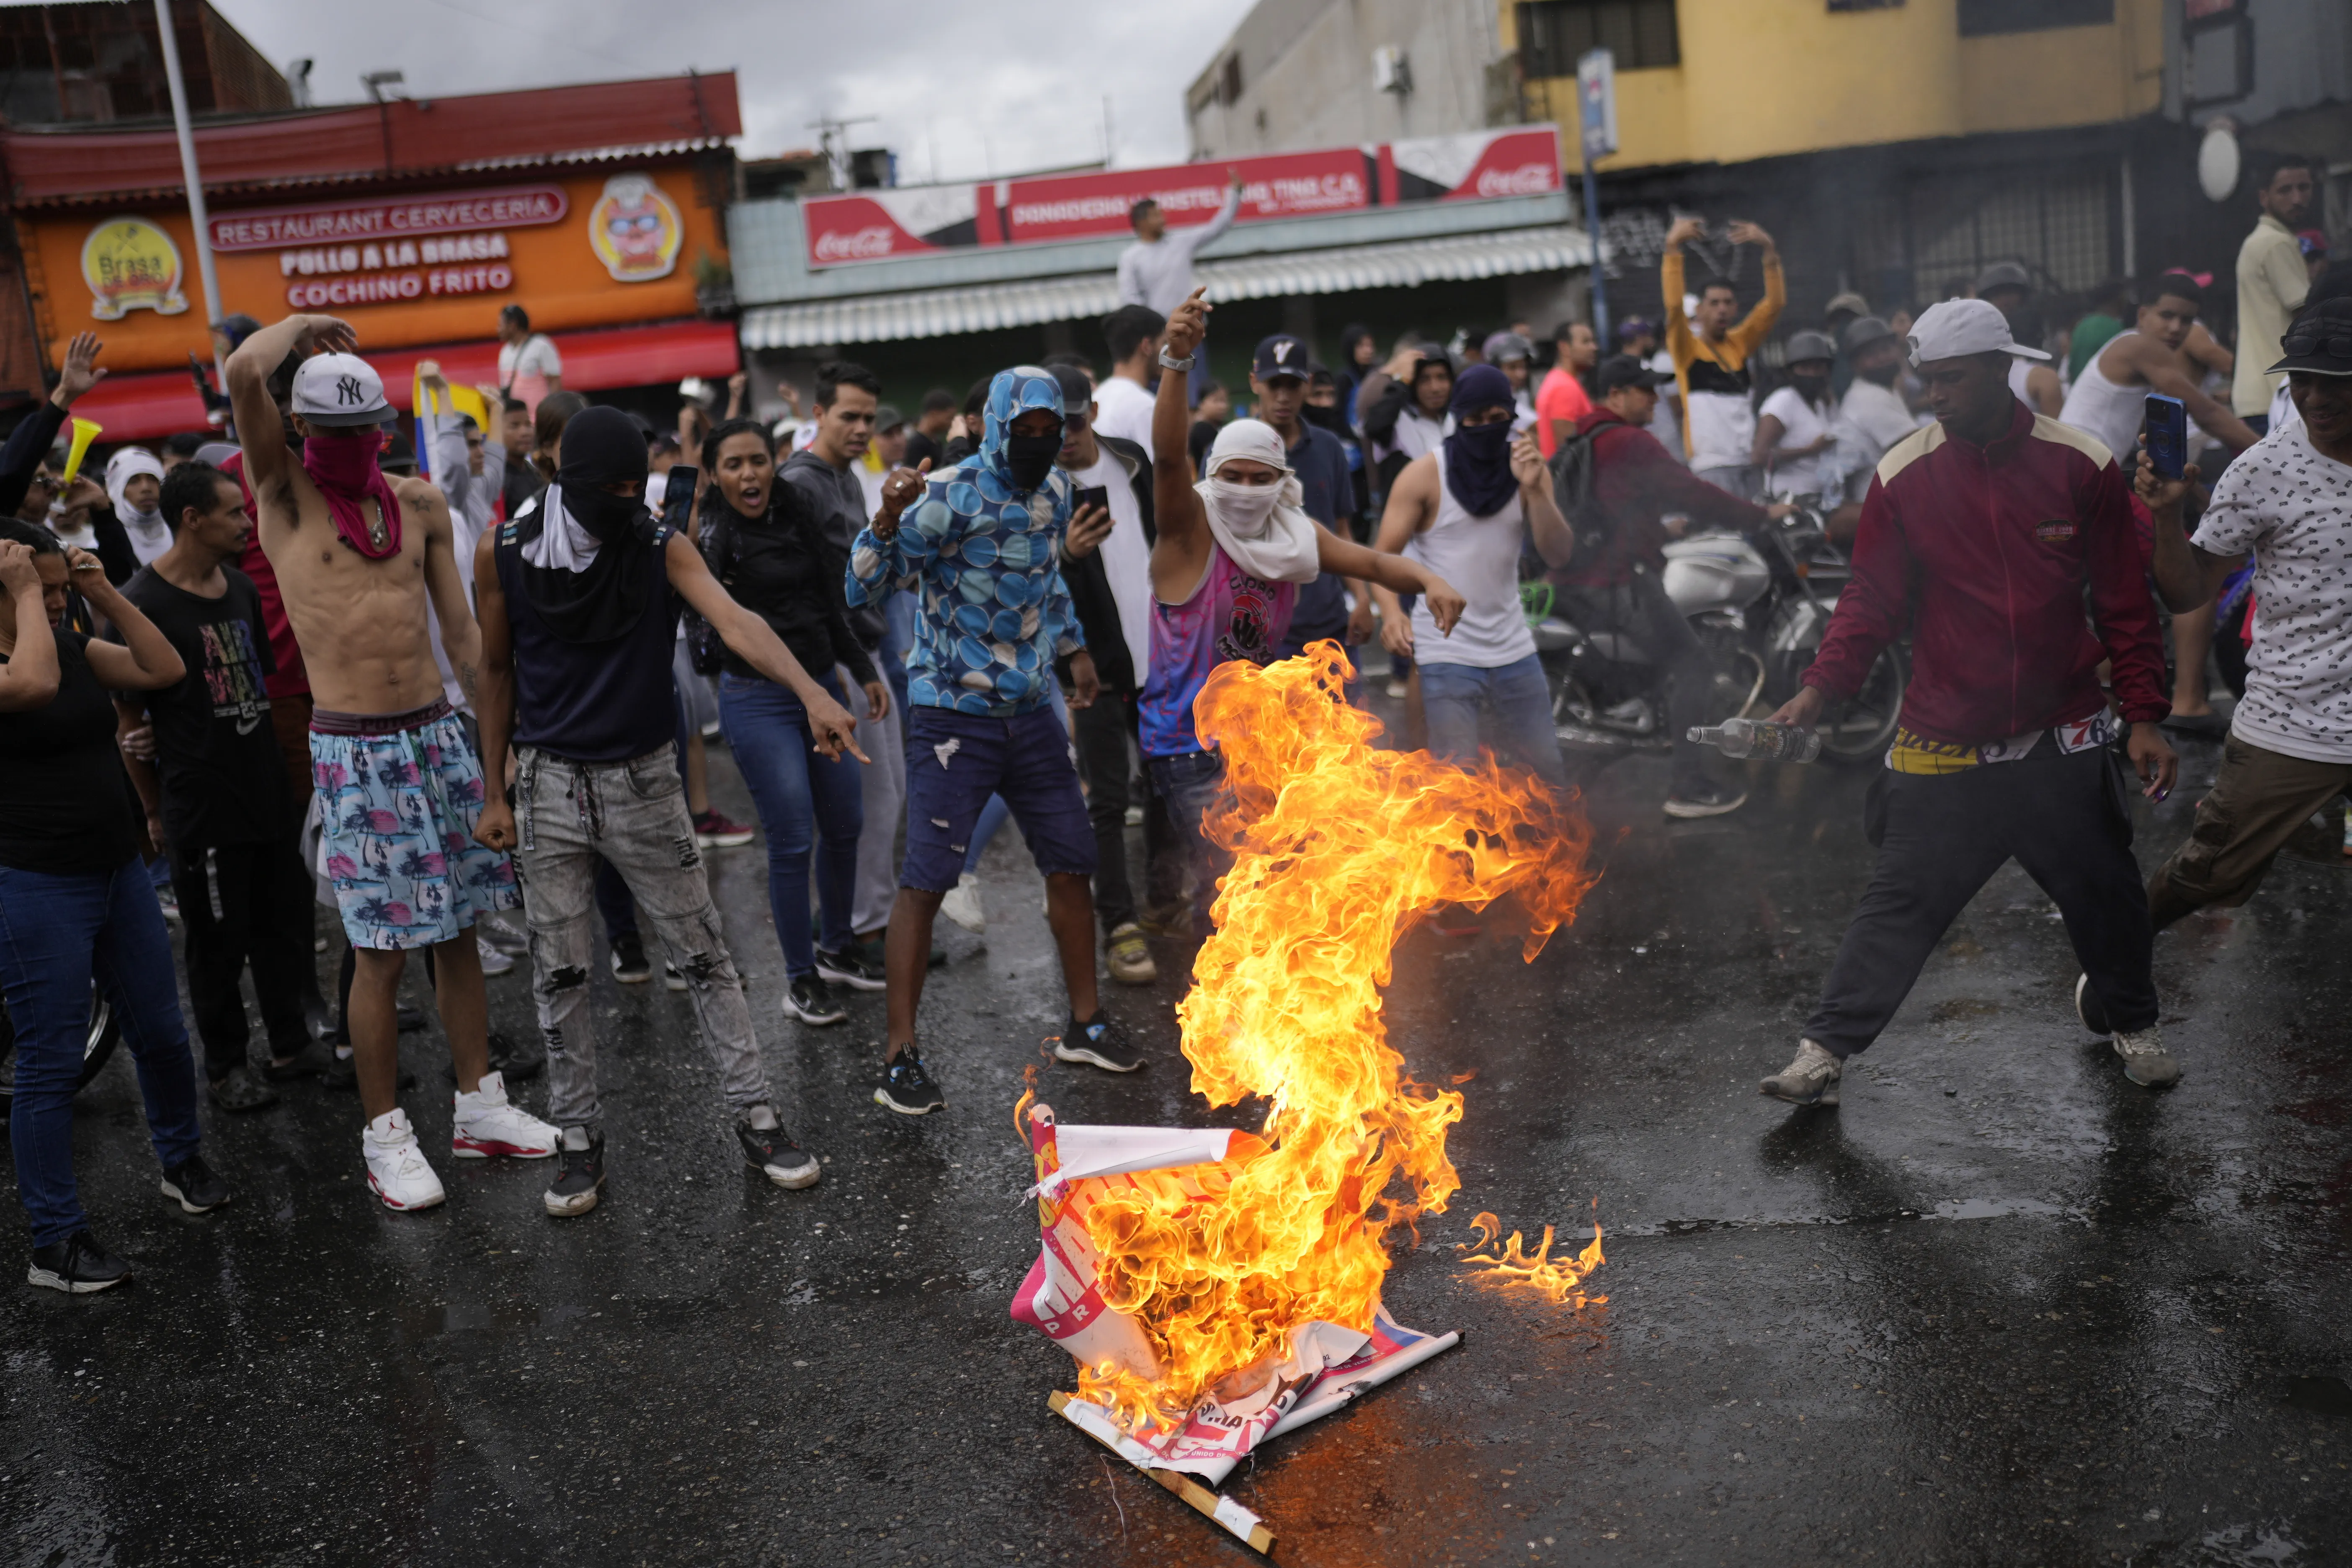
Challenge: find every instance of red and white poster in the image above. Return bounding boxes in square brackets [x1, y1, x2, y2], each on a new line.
[801, 126, 1560, 268]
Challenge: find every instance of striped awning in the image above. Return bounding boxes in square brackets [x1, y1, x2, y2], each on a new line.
[739, 224, 1594, 350]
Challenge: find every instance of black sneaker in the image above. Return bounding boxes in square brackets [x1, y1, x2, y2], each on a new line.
[263, 1042, 333, 1082]
[609, 932, 652, 984]
[874, 1046, 946, 1115]
[781, 974, 847, 1026]
[28, 1230, 131, 1294]
[1055, 1011, 1145, 1073]
[544, 1127, 605, 1217]
[1664, 783, 1749, 820]
[737, 1117, 821, 1189]
[397, 1004, 428, 1034]
[324, 1049, 415, 1092]
[443, 1029, 546, 1086]
[206, 1066, 278, 1112]
[815, 944, 886, 993]
[2074, 973, 2112, 1037]
[160, 1153, 231, 1214]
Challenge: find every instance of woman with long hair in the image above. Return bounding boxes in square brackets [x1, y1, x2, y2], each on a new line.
[0, 521, 229, 1292]
[700, 419, 887, 1025]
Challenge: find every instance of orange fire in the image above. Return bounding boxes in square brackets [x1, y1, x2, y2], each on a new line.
[1461, 1212, 1609, 1307]
[1073, 643, 1600, 1424]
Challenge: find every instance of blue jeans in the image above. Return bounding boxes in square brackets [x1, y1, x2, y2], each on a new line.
[1417, 654, 1569, 788]
[0, 858, 203, 1247]
[1148, 748, 1230, 934]
[720, 671, 864, 977]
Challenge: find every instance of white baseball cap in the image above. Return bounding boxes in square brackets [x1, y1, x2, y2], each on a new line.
[290, 351, 392, 427]
[1905, 298, 2050, 368]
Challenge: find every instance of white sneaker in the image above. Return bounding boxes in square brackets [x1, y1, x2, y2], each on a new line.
[479, 915, 529, 955]
[940, 872, 987, 934]
[363, 1109, 447, 1212]
[451, 1070, 558, 1159]
[476, 935, 515, 977]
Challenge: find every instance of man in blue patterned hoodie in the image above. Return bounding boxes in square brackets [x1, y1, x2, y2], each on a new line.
[848, 366, 1137, 1114]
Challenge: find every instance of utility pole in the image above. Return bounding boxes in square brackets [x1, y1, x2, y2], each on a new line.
[154, 0, 226, 400]
[1575, 49, 1618, 347]
[806, 113, 877, 191]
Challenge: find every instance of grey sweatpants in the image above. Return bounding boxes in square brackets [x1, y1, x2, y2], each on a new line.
[844, 670, 905, 936]
[514, 744, 769, 1130]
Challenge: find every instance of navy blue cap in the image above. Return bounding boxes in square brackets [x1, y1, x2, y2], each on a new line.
[1253, 334, 1310, 382]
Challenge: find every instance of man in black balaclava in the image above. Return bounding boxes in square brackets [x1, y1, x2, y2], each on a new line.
[470, 402, 866, 1220]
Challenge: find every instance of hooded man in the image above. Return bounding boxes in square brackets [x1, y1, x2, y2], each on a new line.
[105, 447, 170, 574]
[1370, 363, 1576, 786]
[470, 405, 851, 1216]
[847, 366, 1131, 1116]
[227, 313, 557, 1215]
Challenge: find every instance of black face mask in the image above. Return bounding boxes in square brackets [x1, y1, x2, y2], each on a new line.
[1003, 431, 1061, 491]
[1301, 401, 1346, 432]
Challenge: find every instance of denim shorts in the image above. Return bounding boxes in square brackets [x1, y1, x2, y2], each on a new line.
[900, 704, 1095, 892]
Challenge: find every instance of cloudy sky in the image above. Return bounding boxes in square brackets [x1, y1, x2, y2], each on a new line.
[211, 0, 1259, 181]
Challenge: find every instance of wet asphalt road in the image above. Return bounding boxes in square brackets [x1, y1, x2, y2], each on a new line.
[4, 705, 2349, 1568]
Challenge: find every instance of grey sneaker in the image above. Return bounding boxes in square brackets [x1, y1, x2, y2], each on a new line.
[2112, 1027, 2180, 1088]
[1761, 1039, 1842, 1106]
[544, 1127, 605, 1217]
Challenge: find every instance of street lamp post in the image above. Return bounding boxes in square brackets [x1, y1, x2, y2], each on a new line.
[1576, 49, 1618, 348]
[153, 0, 227, 399]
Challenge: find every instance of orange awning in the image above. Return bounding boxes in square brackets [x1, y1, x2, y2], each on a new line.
[65, 319, 741, 444]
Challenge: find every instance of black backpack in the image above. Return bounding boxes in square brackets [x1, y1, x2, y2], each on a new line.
[1547, 424, 1602, 564]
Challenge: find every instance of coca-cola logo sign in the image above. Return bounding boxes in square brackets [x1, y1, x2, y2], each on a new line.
[1474, 162, 1559, 199]
[813, 225, 900, 262]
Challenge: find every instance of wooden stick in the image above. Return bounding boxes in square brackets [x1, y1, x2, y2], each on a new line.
[1048, 1391, 1278, 1556]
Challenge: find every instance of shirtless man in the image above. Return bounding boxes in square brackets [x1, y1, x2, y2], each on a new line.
[2058, 272, 2263, 732]
[228, 313, 555, 1213]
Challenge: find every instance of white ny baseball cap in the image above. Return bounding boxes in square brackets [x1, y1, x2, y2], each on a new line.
[290, 351, 392, 426]
[1906, 298, 2050, 368]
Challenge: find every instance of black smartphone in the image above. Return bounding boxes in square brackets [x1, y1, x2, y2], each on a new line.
[1073, 484, 1110, 515]
[2143, 394, 2187, 480]
[659, 465, 699, 533]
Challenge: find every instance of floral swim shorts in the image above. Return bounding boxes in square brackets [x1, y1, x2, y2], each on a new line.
[309, 700, 519, 950]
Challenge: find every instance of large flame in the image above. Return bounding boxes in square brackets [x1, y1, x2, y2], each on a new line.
[1076, 643, 1599, 1423]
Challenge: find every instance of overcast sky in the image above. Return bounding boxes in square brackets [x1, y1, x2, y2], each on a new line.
[210, 0, 1258, 181]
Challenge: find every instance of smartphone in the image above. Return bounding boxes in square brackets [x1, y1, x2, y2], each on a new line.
[1073, 484, 1110, 515]
[659, 465, 699, 534]
[2143, 394, 2187, 480]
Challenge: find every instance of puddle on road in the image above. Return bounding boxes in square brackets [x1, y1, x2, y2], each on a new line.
[1612, 1195, 2084, 1237]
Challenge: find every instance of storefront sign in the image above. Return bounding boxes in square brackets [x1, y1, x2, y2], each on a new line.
[207, 185, 569, 253]
[802, 126, 1563, 268]
[587, 175, 684, 282]
[81, 217, 188, 319]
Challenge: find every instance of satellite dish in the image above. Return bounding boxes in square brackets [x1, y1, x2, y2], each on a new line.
[2197, 121, 2241, 203]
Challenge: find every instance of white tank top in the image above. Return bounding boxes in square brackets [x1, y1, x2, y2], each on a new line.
[1407, 447, 1536, 669]
[2057, 330, 2142, 464]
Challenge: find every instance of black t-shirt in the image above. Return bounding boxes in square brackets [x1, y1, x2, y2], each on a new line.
[0, 628, 139, 874]
[706, 496, 878, 689]
[1189, 419, 1220, 475]
[113, 565, 283, 850]
[903, 429, 944, 474]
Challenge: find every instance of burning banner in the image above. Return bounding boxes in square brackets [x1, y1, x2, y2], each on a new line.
[1012, 645, 1602, 1551]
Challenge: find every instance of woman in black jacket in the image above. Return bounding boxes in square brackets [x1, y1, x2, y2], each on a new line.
[700, 419, 887, 1024]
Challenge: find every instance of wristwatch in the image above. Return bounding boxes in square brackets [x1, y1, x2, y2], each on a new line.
[1158, 346, 1194, 371]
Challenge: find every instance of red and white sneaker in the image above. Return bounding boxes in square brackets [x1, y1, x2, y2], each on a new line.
[364, 1109, 447, 1212]
[692, 808, 756, 848]
[451, 1070, 558, 1160]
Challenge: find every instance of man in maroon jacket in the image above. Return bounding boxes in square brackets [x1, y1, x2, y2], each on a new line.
[1552, 355, 1793, 817]
[1761, 299, 2179, 1105]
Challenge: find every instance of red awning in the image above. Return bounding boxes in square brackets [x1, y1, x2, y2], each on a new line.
[65, 319, 741, 443]
[0, 73, 740, 207]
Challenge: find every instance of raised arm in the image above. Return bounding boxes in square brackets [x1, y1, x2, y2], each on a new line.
[2137, 454, 2238, 613]
[1178, 173, 1244, 259]
[0, 332, 101, 516]
[1727, 222, 1785, 351]
[0, 542, 59, 710]
[72, 549, 183, 691]
[668, 534, 865, 761]
[413, 484, 480, 706]
[227, 314, 355, 497]
[1149, 288, 1215, 601]
[2128, 337, 2262, 454]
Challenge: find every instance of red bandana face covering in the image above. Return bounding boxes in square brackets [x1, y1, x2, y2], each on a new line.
[301, 433, 405, 559]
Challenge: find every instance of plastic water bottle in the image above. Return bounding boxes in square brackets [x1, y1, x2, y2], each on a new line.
[1687, 716, 1821, 763]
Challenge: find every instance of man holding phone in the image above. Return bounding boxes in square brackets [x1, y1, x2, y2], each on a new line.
[1759, 299, 2180, 1106]
[2136, 297, 2352, 935]
[470, 406, 860, 1216]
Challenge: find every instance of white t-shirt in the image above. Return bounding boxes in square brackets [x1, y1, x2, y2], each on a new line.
[2191, 424, 2352, 762]
[498, 334, 561, 386]
[1756, 385, 1833, 498]
[1647, 348, 1685, 466]
[1091, 376, 1157, 463]
[1072, 449, 1151, 682]
[1833, 378, 1924, 500]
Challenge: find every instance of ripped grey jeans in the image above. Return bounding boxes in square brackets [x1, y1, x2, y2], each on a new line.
[514, 744, 768, 1131]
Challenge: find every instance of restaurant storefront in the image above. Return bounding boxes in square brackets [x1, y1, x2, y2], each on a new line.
[0, 72, 744, 440]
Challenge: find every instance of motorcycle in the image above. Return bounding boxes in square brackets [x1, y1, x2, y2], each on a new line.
[1532, 501, 1908, 766]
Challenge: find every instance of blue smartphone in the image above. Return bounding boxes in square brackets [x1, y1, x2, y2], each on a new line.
[2143, 394, 2187, 480]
